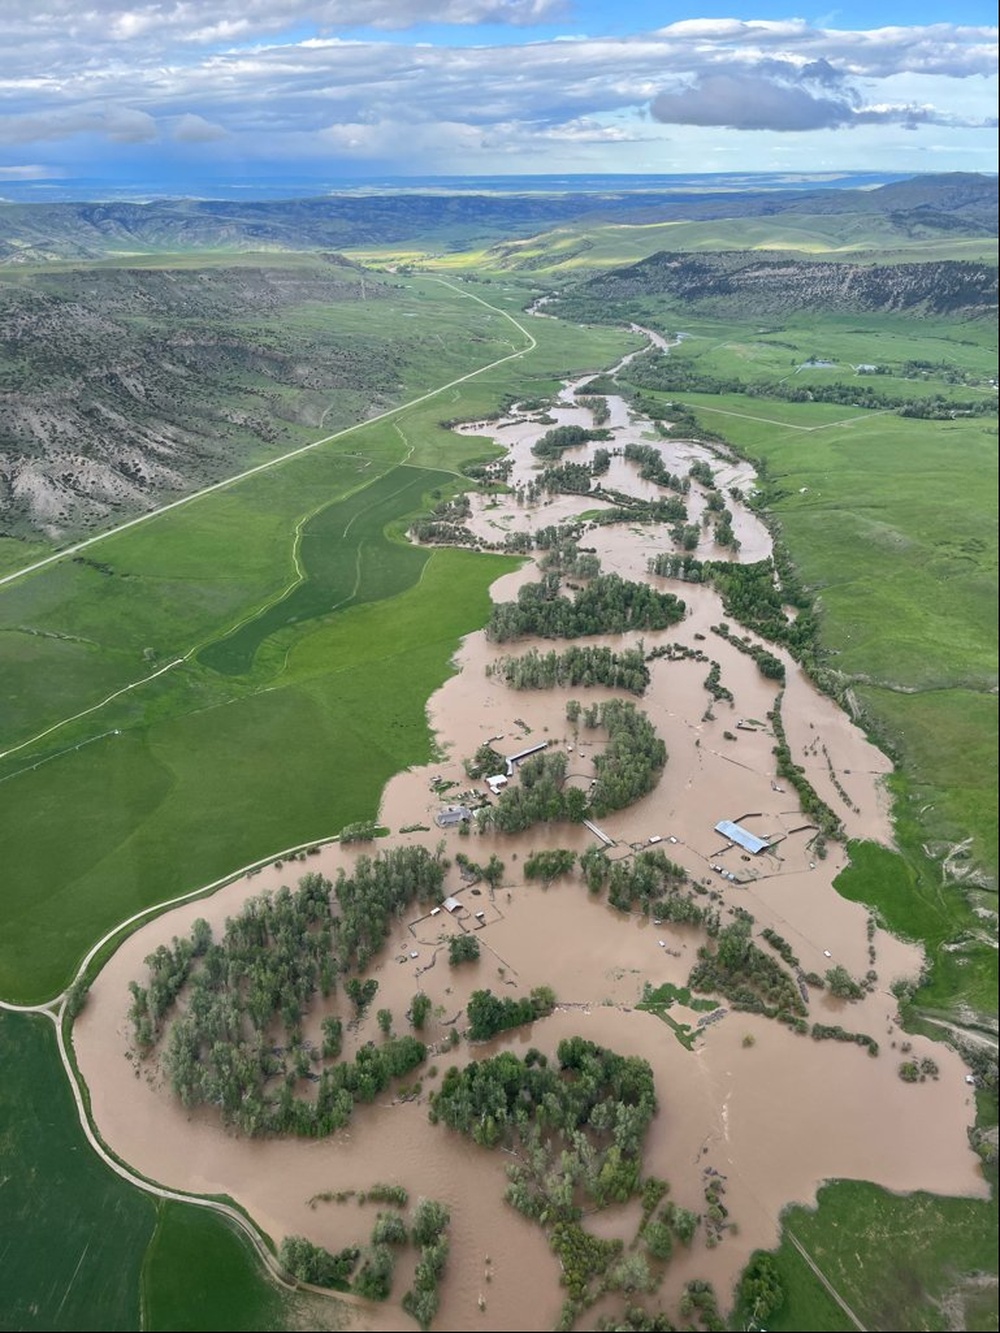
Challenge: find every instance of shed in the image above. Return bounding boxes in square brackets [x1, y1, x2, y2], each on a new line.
[443, 896, 463, 913]
[714, 820, 772, 854]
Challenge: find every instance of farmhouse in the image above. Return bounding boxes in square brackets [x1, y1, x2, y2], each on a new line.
[436, 805, 471, 828]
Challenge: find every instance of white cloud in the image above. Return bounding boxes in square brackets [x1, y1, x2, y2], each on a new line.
[0, 163, 63, 179]
[172, 113, 228, 142]
[0, 11, 994, 176]
[0, 104, 158, 146]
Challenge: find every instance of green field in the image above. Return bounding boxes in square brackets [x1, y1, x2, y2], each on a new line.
[0, 275, 639, 1328]
[143, 1203, 347, 1332]
[617, 318, 998, 895]
[0, 1010, 154, 1331]
[0, 1011, 343, 1332]
[0, 282, 635, 1004]
[349, 216, 999, 274]
[773, 1178, 999, 1332]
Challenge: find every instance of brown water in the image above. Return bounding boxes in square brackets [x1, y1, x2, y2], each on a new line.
[74, 352, 987, 1331]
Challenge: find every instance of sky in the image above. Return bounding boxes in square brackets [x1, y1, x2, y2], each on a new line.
[0, 1, 996, 192]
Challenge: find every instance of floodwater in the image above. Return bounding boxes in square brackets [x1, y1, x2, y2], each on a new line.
[74, 335, 988, 1331]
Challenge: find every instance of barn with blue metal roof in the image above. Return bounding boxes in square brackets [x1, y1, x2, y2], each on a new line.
[714, 820, 773, 854]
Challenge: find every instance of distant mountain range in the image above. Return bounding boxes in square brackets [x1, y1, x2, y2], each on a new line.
[0, 174, 995, 263]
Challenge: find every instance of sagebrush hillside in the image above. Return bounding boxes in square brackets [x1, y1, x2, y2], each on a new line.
[557, 252, 998, 319]
[0, 261, 404, 539]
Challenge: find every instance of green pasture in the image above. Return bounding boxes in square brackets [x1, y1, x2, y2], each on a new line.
[198, 464, 445, 675]
[777, 1179, 998, 1333]
[0, 1011, 155, 1330]
[835, 836, 996, 1018]
[0, 546, 517, 1002]
[627, 306, 998, 1331]
[760, 413, 997, 693]
[0, 450, 390, 750]
[661, 313, 996, 392]
[857, 686, 998, 881]
[0, 1011, 323, 1332]
[142, 1203, 346, 1332]
[0, 281, 637, 1004]
[0, 534, 50, 574]
[0, 288, 634, 757]
[659, 385, 997, 1017]
[643, 389, 997, 698]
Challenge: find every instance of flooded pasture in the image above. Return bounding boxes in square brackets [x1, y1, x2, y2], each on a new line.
[74, 335, 988, 1330]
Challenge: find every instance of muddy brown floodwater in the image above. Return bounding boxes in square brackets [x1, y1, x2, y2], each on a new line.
[75, 337, 988, 1331]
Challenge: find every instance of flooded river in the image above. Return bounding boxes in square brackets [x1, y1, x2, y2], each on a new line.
[74, 334, 988, 1330]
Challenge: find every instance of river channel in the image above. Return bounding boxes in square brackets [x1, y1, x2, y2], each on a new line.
[74, 333, 988, 1331]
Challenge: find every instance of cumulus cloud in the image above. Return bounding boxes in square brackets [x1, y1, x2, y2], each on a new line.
[649, 56, 993, 133]
[172, 113, 228, 142]
[0, 105, 157, 146]
[651, 71, 858, 132]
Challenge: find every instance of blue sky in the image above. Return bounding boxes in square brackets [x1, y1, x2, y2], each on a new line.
[0, 2, 995, 191]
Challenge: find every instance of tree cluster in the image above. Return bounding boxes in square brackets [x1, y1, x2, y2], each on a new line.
[738, 1252, 785, 1325]
[489, 644, 650, 695]
[532, 424, 611, 459]
[811, 1023, 879, 1056]
[401, 1199, 451, 1330]
[430, 1038, 656, 1178]
[579, 848, 707, 924]
[466, 986, 556, 1041]
[647, 552, 705, 583]
[523, 848, 578, 885]
[448, 934, 481, 965]
[577, 395, 611, 425]
[768, 695, 843, 838]
[688, 920, 808, 1028]
[278, 1235, 359, 1289]
[486, 573, 686, 643]
[590, 492, 688, 528]
[623, 443, 688, 493]
[709, 559, 817, 661]
[537, 461, 596, 495]
[128, 853, 448, 1137]
[710, 623, 785, 682]
[480, 750, 577, 833]
[584, 699, 667, 818]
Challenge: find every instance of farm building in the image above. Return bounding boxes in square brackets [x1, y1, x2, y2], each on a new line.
[504, 742, 548, 777]
[436, 805, 471, 828]
[714, 819, 773, 854]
